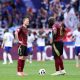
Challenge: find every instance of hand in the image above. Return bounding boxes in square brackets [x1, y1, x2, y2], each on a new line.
[53, 44, 60, 56]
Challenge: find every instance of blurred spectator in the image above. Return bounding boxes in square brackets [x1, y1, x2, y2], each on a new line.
[0, 0, 79, 29]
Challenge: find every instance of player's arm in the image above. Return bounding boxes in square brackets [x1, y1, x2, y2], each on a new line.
[51, 27, 60, 56]
[15, 29, 20, 42]
[50, 32, 60, 56]
[53, 44, 60, 56]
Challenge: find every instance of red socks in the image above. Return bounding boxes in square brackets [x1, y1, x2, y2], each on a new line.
[54, 57, 60, 71]
[54, 56, 64, 71]
[59, 56, 64, 70]
[17, 59, 25, 72]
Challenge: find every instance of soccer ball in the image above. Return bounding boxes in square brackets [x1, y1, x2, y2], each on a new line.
[39, 69, 46, 75]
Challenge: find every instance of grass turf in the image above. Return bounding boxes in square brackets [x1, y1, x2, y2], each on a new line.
[0, 60, 80, 80]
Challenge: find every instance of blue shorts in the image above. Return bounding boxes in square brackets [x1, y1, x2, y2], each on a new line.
[4, 47, 12, 53]
[37, 46, 45, 52]
[75, 47, 80, 56]
[27, 47, 33, 53]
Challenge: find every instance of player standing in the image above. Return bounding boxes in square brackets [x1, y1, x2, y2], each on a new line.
[72, 22, 80, 68]
[2, 29, 14, 64]
[15, 17, 29, 76]
[49, 17, 66, 75]
[27, 30, 35, 63]
[36, 29, 46, 61]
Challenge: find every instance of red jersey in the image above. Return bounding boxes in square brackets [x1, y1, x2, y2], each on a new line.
[16, 26, 27, 46]
[52, 22, 65, 42]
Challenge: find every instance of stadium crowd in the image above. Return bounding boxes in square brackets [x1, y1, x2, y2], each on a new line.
[0, 0, 79, 29]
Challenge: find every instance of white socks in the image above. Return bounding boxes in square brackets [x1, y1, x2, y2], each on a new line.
[37, 52, 46, 61]
[3, 52, 7, 64]
[75, 55, 79, 67]
[29, 55, 33, 63]
[3, 52, 13, 64]
[7, 54, 13, 63]
[37, 52, 41, 61]
[42, 52, 46, 61]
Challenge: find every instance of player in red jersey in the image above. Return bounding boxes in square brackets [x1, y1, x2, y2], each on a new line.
[15, 17, 29, 76]
[49, 16, 66, 75]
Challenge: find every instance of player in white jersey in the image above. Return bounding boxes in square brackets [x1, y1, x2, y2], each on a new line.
[27, 30, 35, 63]
[72, 22, 80, 67]
[1, 29, 14, 64]
[36, 29, 46, 61]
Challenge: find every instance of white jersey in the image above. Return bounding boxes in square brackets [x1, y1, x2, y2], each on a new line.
[37, 33, 45, 46]
[3, 32, 14, 47]
[73, 30, 80, 46]
[27, 33, 35, 48]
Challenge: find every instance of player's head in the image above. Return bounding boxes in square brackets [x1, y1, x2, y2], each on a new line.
[77, 22, 80, 31]
[23, 16, 29, 28]
[48, 17, 55, 28]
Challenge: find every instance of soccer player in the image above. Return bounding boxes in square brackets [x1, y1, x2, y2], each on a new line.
[15, 17, 29, 76]
[72, 22, 80, 68]
[36, 29, 46, 61]
[27, 30, 35, 63]
[49, 17, 66, 75]
[1, 29, 14, 64]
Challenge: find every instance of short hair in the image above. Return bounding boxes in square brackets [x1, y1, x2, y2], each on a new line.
[48, 17, 55, 27]
[23, 16, 30, 22]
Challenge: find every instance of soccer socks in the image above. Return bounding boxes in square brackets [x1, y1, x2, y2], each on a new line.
[54, 56, 64, 71]
[21, 60, 25, 71]
[29, 55, 33, 63]
[75, 55, 79, 67]
[37, 52, 41, 61]
[7, 53, 13, 63]
[3, 52, 7, 64]
[59, 56, 64, 70]
[42, 52, 46, 61]
[17, 59, 25, 72]
[54, 57, 60, 71]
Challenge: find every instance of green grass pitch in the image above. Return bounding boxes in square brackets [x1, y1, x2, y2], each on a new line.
[0, 60, 80, 80]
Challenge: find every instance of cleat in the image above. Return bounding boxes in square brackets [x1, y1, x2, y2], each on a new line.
[60, 70, 66, 75]
[3, 62, 7, 64]
[51, 71, 61, 76]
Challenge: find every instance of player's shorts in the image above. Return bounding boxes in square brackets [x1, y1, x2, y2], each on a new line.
[4, 47, 12, 53]
[37, 46, 45, 52]
[52, 41, 63, 58]
[27, 47, 33, 55]
[75, 46, 80, 56]
[18, 45, 27, 56]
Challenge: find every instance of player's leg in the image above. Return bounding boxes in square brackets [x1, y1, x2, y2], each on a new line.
[3, 51, 7, 64]
[42, 46, 46, 61]
[51, 42, 61, 75]
[28, 47, 33, 63]
[37, 52, 41, 61]
[7, 53, 13, 64]
[37, 46, 41, 61]
[3, 47, 8, 64]
[7, 47, 13, 64]
[51, 42, 66, 75]
[58, 42, 66, 74]
[59, 56, 66, 74]
[17, 45, 27, 76]
[51, 56, 61, 75]
[75, 47, 80, 68]
[29, 54, 33, 63]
